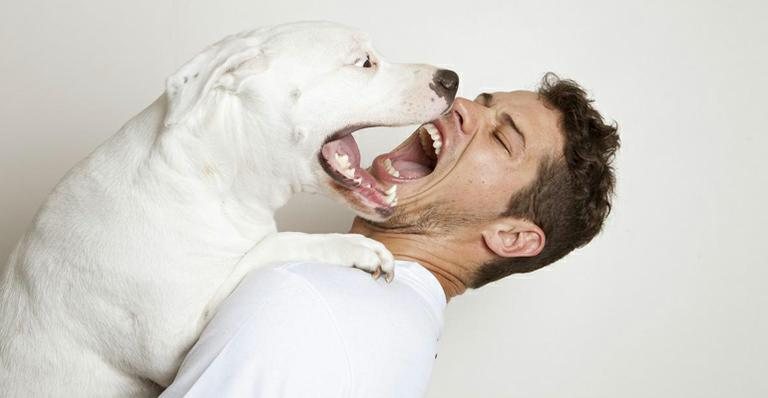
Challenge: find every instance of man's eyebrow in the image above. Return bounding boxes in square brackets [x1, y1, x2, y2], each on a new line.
[500, 112, 526, 147]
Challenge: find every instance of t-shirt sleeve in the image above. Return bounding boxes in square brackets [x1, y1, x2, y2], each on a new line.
[160, 267, 352, 398]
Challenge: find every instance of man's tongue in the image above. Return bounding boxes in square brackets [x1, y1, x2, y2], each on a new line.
[391, 159, 432, 179]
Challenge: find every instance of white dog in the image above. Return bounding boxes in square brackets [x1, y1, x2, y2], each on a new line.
[0, 21, 458, 397]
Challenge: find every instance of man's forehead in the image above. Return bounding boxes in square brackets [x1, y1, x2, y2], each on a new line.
[483, 90, 540, 108]
[478, 90, 556, 119]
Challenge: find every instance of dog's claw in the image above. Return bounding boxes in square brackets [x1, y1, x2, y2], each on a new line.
[384, 270, 395, 283]
[372, 267, 382, 280]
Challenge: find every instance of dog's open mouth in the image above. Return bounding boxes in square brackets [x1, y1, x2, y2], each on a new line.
[319, 123, 442, 217]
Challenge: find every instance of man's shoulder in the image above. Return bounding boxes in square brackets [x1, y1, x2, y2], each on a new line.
[262, 261, 446, 398]
[163, 260, 446, 398]
[265, 260, 446, 320]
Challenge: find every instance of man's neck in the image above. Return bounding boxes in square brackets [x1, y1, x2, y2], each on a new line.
[350, 219, 474, 301]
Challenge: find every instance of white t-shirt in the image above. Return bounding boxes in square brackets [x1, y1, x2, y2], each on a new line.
[161, 260, 446, 398]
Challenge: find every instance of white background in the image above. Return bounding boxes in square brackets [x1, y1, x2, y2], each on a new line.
[1, 0, 766, 396]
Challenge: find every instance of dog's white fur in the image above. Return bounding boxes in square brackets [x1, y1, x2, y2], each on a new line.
[0, 22, 453, 396]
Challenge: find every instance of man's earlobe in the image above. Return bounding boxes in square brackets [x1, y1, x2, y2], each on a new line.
[481, 219, 545, 259]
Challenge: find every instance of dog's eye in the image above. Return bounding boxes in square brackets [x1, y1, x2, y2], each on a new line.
[354, 55, 373, 68]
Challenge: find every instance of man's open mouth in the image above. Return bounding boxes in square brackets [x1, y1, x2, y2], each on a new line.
[318, 122, 443, 215]
[371, 122, 442, 183]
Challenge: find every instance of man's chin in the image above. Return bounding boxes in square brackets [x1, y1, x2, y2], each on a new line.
[353, 198, 433, 234]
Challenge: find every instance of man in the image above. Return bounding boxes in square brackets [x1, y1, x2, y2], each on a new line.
[161, 73, 619, 397]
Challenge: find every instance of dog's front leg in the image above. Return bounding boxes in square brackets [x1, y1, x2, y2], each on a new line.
[248, 232, 395, 277]
[202, 232, 394, 323]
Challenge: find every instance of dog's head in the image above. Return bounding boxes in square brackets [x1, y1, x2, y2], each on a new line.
[164, 21, 457, 221]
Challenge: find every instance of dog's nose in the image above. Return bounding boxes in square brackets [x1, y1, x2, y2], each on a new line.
[431, 69, 459, 101]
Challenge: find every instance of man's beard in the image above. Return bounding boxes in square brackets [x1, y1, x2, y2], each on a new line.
[364, 198, 491, 236]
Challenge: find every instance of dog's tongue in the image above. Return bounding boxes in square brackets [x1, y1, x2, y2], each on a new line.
[320, 132, 397, 212]
[321, 134, 361, 167]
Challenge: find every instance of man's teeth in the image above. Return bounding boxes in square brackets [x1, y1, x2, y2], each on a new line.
[383, 158, 400, 178]
[334, 152, 357, 180]
[423, 123, 442, 155]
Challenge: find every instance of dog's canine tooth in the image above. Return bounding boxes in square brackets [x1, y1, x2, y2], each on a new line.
[385, 185, 397, 195]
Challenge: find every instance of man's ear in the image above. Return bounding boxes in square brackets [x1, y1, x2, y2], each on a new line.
[164, 34, 265, 127]
[481, 217, 545, 258]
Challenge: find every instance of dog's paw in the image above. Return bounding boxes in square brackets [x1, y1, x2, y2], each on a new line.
[247, 232, 396, 282]
[324, 234, 395, 282]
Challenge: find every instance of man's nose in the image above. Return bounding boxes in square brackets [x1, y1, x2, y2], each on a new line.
[431, 69, 459, 102]
[450, 97, 480, 136]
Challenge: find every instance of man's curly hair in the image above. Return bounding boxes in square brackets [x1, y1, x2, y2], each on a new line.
[471, 73, 620, 287]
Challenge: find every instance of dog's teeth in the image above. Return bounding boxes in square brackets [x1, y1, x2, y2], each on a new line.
[333, 152, 357, 180]
[385, 191, 397, 205]
[341, 167, 356, 179]
[334, 152, 351, 168]
[383, 185, 398, 205]
[353, 176, 362, 185]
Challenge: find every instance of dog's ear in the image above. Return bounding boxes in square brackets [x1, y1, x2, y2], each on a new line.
[164, 35, 264, 127]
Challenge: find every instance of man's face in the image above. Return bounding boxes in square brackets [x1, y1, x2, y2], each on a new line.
[366, 90, 564, 233]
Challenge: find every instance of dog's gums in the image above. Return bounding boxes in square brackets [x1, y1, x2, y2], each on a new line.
[319, 123, 442, 216]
